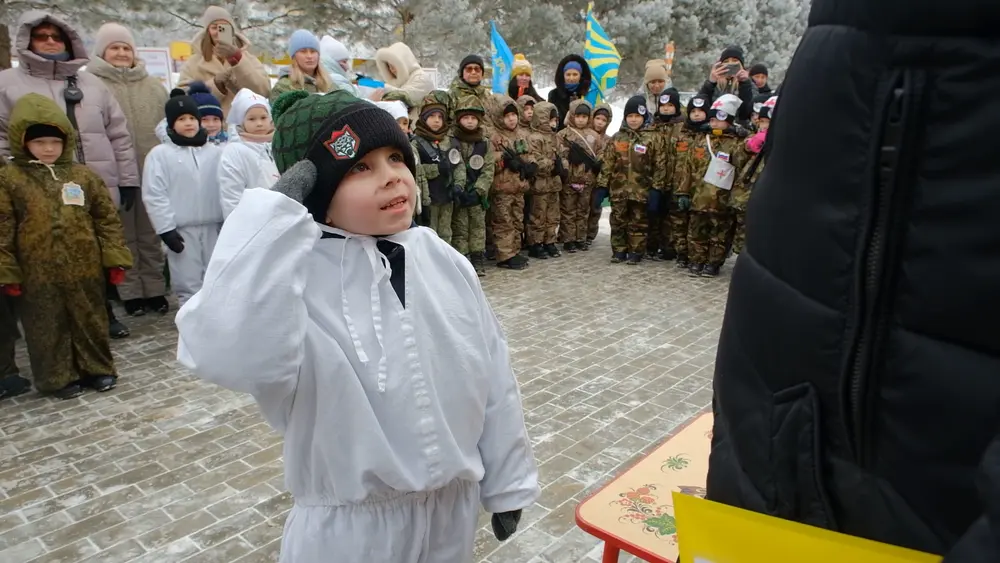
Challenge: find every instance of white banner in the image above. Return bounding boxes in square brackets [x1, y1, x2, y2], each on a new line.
[136, 48, 174, 90]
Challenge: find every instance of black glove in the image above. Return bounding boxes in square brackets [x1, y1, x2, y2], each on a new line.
[118, 186, 138, 212]
[568, 142, 589, 166]
[450, 184, 464, 202]
[502, 147, 523, 173]
[554, 155, 568, 183]
[159, 229, 185, 253]
[590, 159, 603, 175]
[520, 161, 538, 181]
[459, 189, 480, 208]
[491, 510, 522, 541]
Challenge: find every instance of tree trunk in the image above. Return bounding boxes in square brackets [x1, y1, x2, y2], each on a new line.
[0, 25, 11, 70]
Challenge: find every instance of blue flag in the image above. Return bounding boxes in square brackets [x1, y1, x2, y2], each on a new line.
[584, 3, 621, 106]
[490, 21, 514, 95]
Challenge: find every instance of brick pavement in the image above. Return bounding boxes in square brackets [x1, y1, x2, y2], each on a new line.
[0, 215, 732, 563]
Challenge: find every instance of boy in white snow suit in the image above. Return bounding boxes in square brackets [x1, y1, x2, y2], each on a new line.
[142, 89, 224, 306]
[176, 89, 539, 563]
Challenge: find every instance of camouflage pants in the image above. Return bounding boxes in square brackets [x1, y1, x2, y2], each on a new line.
[587, 187, 608, 242]
[491, 193, 525, 262]
[0, 294, 19, 377]
[21, 280, 115, 392]
[688, 212, 733, 266]
[451, 204, 487, 255]
[560, 186, 591, 243]
[609, 200, 648, 254]
[527, 192, 560, 245]
[428, 203, 454, 245]
[731, 212, 746, 255]
[669, 208, 690, 257]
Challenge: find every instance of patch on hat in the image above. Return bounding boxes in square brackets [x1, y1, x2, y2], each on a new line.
[324, 125, 360, 160]
[638, 106, 647, 115]
[469, 154, 484, 170]
[448, 148, 462, 165]
[715, 110, 728, 120]
[692, 98, 705, 108]
[659, 94, 670, 104]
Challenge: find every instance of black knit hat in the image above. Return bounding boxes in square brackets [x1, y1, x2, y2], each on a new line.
[271, 90, 417, 223]
[458, 54, 485, 76]
[687, 94, 711, 120]
[165, 88, 201, 129]
[657, 88, 681, 114]
[749, 63, 768, 77]
[623, 95, 647, 119]
[24, 123, 66, 143]
[719, 45, 744, 65]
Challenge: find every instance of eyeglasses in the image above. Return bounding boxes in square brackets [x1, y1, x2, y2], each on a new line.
[31, 32, 64, 43]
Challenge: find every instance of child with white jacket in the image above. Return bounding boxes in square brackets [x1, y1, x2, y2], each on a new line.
[142, 89, 224, 306]
[219, 89, 280, 219]
[175, 90, 539, 562]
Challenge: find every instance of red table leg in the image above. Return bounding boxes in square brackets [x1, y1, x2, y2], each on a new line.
[601, 542, 620, 563]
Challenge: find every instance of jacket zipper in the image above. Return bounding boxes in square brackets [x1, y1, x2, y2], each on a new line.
[845, 69, 922, 467]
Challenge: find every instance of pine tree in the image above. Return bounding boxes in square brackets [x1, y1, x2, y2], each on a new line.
[745, 0, 807, 83]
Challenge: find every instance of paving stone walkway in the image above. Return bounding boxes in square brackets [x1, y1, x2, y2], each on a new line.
[0, 216, 732, 563]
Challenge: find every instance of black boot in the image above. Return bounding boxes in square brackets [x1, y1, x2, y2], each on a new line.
[123, 299, 146, 317]
[0, 374, 32, 400]
[145, 296, 169, 314]
[485, 247, 497, 261]
[82, 375, 118, 393]
[577, 240, 590, 251]
[470, 252, 487, 277]
[564, 242, 577, 253]
[676, 255, 689, 269]
[497, 255, 529, 270]
[107, 303, 130, 339]
[52, 382, 84, 400]
[660, 247, 677, 261]
[528, 244, 548, 259]
[611, 252, 627, 263]
[688, 263, 704, 276]
[701, 264, 721, 277]
[544, 243, 561, 258]
[626, 253, 642, 265]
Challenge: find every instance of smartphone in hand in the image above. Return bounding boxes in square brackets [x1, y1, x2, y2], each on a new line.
[725, 63, 741, 77]
[216, 23, 235, 46]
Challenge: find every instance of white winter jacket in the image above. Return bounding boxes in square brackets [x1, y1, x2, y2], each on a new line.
[141, 139, 224, 234]
[176, 189, 539, 546]
[374, 43, 435, 103]
[218, 135, 280, 219]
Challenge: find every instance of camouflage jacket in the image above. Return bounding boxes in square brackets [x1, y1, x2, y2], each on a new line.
[0, 94, 132, 286]
[452, 132, 495, 199]
[556, 99, 602, 190]
[410, 139, 430, 209]
[676, 129, 746, 213]
[410, 135, 466, 205]
[448, 78, 496, 135]
[527, 101, 564, 194]
[648, 117, 686, 192]
[489, 95, 535, 196]
[596, 126, 667, 202]
[731, 137, 765, 212]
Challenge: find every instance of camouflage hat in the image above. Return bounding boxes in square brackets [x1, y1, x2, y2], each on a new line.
[381, 90, 414, 110]
[271, 89, 416, 222]
[454, 95, 485, 118]
[418, 90, 451, 122]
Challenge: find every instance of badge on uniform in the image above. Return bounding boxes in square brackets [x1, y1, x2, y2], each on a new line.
[676, 141, 689, 153]
[634, 144, 647, 154]
[615, 141, 630, 153]
[659, 94, 670, 104]
[448, 148, 462, 165]
[717, 152, 730, 163]
[62, 182, 85, 206]
[469, 154, 484, 170]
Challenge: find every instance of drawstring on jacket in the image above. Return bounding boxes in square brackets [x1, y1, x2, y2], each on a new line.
[337, 235, 394, 393]
[28, 160, 60, 181]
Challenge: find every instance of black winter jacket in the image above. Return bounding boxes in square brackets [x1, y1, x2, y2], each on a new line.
[547, 54, 591, 132]
[707, 0, 1000, 560]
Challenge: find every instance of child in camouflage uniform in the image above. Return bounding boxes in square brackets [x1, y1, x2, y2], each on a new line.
[596, 95, 667, 265]
[586, 103, 612, 244]
[676, 94, 747, 277]
[730, 95, 777, 255]
[490, 96, 537, 270]
[669, 94, 712, 269]
[646, 88, 685, 261]
[558, 100, 602, 253]
[517, 96, 536, 130]
[412, 91, 466, 244]
[450, 95, 495, 277]
[0, 94, 133, 400]
[526, 102, 565, 259]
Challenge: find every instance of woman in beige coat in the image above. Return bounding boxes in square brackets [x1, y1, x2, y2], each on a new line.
[374, 42, 435, 104]
[89, 23, 170, 317]
[176, 6, 271, 117]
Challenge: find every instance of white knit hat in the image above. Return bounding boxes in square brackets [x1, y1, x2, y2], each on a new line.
[229, 89, 271, 128]
[320, 36, 351, 62]
[375, 101, 409, 122]
[200, 6, 235, 28]
[93, 23, 135, 59]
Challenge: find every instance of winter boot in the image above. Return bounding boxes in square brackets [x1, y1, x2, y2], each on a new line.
[676, 255, 689, 269]
[497, 255, 529, 270]
[660, 247, 677, 261]
[544, 243, 561, 258]
[626, 253, 642, 265]
[146, 296, 169, 315]
[485, 247, 497, 261]
[688, 263, 705, 277]
[529, 244, 548, 259]
[0, 375, 32, 400]
[83, 375, 118, 393]
[701, 264, 721, 277]
[470, 252, 487, 277]
[52, 382, 84, 400]
[577, 240, 590, 251]
[123, 299, 145, 317]
[646, 251, 660, 261]
[563, 242, 577, 253]
[107, 303, 130, 339]
[611, 252, 627, 264]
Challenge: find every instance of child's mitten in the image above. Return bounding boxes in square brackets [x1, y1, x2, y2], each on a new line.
[491, 509, 522, 541]
[160, 230, 185, 253]
[746, 130, 767, 154]
[270, 160, 317, 205]
[108, 268, 126, 286]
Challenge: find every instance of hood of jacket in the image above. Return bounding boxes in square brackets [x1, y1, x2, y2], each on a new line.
[15, 11, 89, 80]
[554, 54, 592, 96]
[530, 101, 558, 133]
[85, 54, 152, 84]
[490, 95, 520, 132]
[564, 99, 593, 129]
[8, 93, 76, 164]
[375, 42, 420, 88]
[592, 102, 612, 134]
